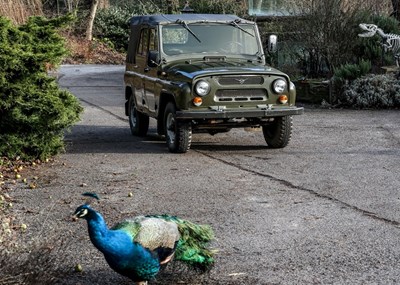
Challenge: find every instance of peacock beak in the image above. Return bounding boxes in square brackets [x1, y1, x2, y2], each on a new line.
[72, 214, 79, 222]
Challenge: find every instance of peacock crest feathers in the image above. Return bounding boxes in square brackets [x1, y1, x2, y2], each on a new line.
[82, 192, 100, 204]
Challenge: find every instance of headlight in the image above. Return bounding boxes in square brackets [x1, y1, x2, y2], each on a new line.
[194, 80, 210, 96]
[272, 79, 287, 94]
[289, 81, 295, 91]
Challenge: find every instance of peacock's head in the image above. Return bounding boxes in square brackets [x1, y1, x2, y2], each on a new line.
[73, 204, 93, 220]
[73, 192, 100, 221]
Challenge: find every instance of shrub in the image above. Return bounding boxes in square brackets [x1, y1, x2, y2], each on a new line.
[94, 2, 161, 51]
[334, 60, 372, 81]
[0, 14, 83, 160]
[94, 6, 131, 51]
[340, 73, 400, 108]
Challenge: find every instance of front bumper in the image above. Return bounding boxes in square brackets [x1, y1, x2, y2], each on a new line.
[176, 106, 304, 120]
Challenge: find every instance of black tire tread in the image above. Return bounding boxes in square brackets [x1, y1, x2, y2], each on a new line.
[262, 116, 293, 148]
[164, 102, 192, 153]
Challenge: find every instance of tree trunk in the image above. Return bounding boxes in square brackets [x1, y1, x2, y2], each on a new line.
[99, 0, 110, 9]
[86, 0, 99, 41]
[167, 0, 173, 14]
[392, 0, 400, 21]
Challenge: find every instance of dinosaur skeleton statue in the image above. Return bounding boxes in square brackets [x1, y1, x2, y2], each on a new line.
[359, 23, 400, 67]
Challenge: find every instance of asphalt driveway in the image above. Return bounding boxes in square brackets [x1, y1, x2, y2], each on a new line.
[9, 64, 400, 284]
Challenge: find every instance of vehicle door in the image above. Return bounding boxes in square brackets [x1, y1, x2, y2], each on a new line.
[135, 28, 158, 114]
[134, 28, 148, 110]
[143, 28, 158, 115]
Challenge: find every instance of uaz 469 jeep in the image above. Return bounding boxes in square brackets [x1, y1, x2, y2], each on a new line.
[124, 14, 303, 153]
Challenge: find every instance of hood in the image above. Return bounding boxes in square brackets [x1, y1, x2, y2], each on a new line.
[164, 60, 287, 80]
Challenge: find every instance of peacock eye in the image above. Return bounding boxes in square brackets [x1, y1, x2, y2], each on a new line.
[79, 209, 88, 217]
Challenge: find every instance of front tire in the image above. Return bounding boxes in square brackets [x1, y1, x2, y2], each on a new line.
[164, 102, 192, 153]
[262, 116, 293, 148]
[129, 96, 149, 136]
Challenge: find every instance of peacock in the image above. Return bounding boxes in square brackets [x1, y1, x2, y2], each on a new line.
[72, 193, 214, 285]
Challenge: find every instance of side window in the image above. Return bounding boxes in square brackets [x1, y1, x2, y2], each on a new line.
[136, 28, 158, 67]
[149, 29, 158, 51]
[137, 28, 157, 55]
[137, 29, 149, 56]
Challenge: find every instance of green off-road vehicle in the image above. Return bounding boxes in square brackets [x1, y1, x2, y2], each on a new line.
[124, 14, 304, 153]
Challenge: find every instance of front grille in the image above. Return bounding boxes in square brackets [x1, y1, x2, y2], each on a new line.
[218, 76, 264, 85]
[214, 89, 267, 102]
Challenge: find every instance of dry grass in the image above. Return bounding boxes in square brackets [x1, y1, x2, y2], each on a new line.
[0, 236, 71, 285]
[0, 0, 42, 24]
[0, 207, 68, 285]
[0, 159, 72, 285]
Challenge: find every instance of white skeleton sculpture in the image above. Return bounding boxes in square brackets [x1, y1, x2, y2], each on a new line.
[359, 23, 400, 66]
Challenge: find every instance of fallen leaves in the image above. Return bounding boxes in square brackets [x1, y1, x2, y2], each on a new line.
[0, 157, 48, 191]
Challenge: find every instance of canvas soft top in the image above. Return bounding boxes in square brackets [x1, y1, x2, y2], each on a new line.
[128, 14, 255, 26]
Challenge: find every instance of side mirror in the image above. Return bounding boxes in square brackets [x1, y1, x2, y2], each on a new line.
[267, 35, 278, 53]
[147, 50, 159, 67]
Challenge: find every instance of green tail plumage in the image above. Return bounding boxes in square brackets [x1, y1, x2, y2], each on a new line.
[152, 215, 215, 270]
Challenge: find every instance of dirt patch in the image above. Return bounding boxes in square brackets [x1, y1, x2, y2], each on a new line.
[0, 158, 72, 284]
[62, 35, 125, 65]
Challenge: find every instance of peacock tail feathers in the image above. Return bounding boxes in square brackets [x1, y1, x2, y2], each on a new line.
[112, 215, 215, 269]
[150, 215, 215, 270]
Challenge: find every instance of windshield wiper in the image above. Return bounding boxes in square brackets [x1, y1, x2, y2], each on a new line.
[256, 51, 265, 60]
[229, 20, 254, 37]
[176, 19, 201, 43]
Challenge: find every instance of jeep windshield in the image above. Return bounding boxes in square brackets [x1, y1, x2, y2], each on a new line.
[161, 22, 262, 60]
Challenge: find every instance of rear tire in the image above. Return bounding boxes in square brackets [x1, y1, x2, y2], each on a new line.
[164, 102, 192, 153]
[129, 96, 149, 136]
[262, 116, 292, 148]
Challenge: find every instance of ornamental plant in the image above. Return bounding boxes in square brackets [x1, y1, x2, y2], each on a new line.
[0, 14, 83, 160]
[341, 73, 400, 108]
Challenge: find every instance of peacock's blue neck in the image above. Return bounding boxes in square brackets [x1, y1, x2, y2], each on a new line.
[85, 211, 134, 257]
[86, 211, 111, 251]
[85, 210, 159, 275]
